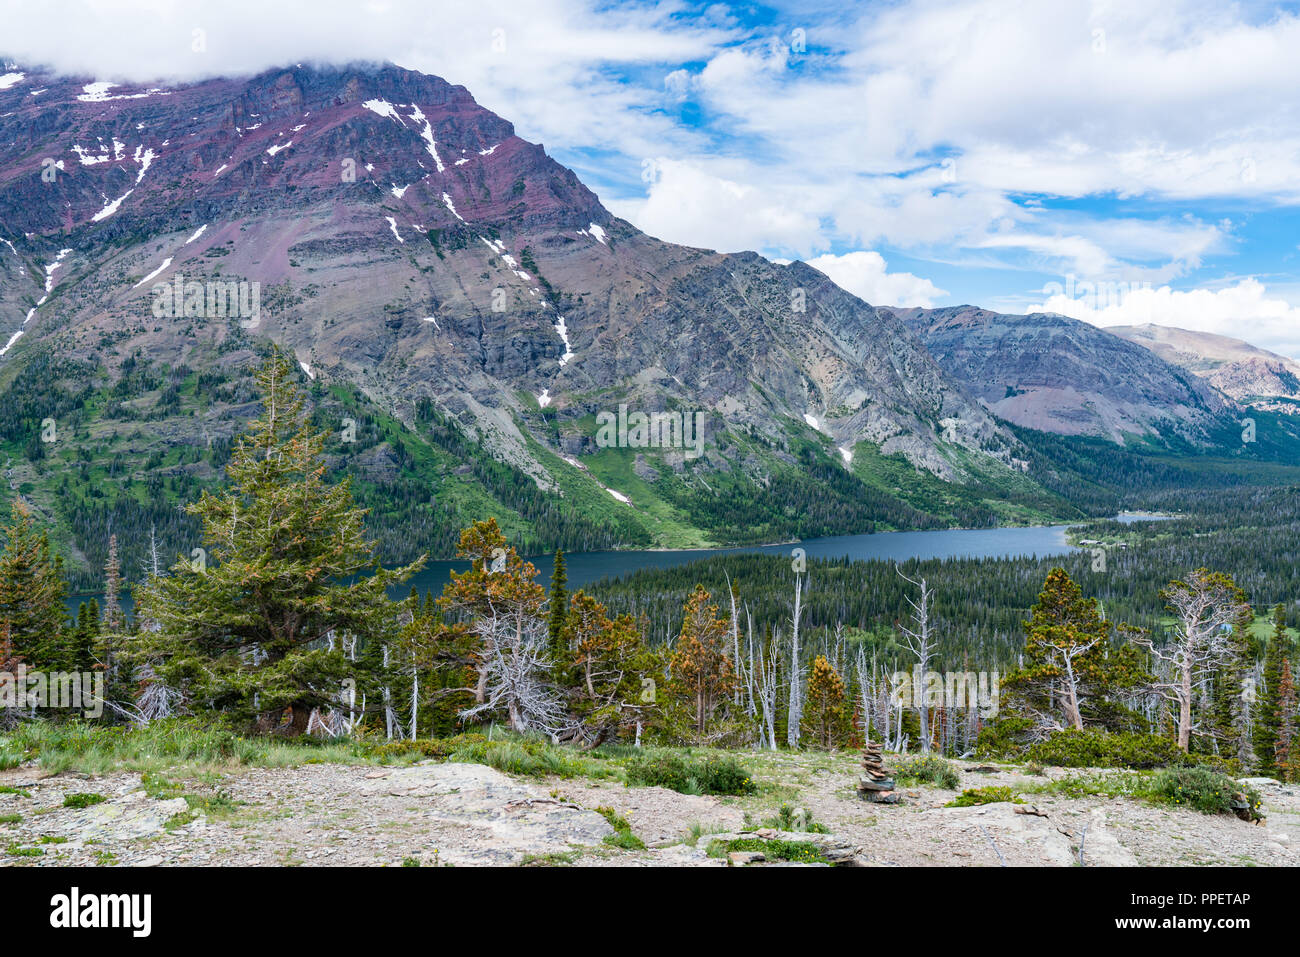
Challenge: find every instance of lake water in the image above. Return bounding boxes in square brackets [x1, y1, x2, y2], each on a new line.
[401, 523, 1082, 598]
[77, 515, 1176, 615]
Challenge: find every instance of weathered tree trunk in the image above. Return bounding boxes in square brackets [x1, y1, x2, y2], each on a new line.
[1179, 663, 1193, 750]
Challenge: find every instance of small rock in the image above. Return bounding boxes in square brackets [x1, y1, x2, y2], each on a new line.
[728, 851, 765, 866]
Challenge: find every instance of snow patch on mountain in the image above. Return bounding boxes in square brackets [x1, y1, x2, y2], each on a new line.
[554, 315, 574, 367]
[362, 99, 402, 121]
[133, 256, 173, 288]
[407, 104, 445, 172]
[92, 189, 133, 222]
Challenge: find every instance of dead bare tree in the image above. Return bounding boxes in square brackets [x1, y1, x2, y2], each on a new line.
[460, 601, 570, 736]
[1134, 569, 1250, 751]
[897, 566, 937, 752]
[786, 574, 807, 749]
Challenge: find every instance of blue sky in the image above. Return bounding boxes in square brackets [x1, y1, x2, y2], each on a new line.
[8, 0, 1300, 354]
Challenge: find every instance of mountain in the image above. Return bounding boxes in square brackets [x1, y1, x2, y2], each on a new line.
[0, 61, 1078, 585]
[1109, 323, 1300, 414]
[889, 306, 1237, 445]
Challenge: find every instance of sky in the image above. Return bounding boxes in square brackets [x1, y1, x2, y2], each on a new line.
[6, 0, 1300, 356]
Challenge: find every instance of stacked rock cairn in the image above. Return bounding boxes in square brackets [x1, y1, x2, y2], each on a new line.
[857, 739, 898, 804]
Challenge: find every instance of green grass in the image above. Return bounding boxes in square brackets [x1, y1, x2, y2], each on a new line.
[706, 837, 828, 864]
[62, 792, 107, 809]
[624, 749, 756, 795]
[893, 754, 961, 789]
[757, 802, 830, 833]
[1025, 768, 1263, 819]
[447, 734, 616, 780]
[595, 806, 647, 850]
[0, 719, 383, 777]
[946, 786, 1023, 807]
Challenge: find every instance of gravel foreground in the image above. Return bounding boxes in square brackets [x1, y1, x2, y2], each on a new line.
[1, 753, 1295, 867]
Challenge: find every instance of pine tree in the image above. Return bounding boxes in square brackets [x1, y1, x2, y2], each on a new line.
[802, 654, 847, 749]
[68, 601, 99, 674]
[0, 501, 68, 669]
[668, 585, 736, 742]
[1255, 604, 1289, 770]
[1274, 658, 1297, 780]
[100, 534, 124, 634]
[137, 348, 425, 734]
[1212, 604, 1253, 755]
[548, 548, 568, 660]
[560, 590, 654, 747]
[1001, 568, 1144, 738]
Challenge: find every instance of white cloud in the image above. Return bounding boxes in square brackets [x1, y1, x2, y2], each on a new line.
[613, 159, 824, 255]
[806, 251, 947, 308]
[1041, 278, 1300, 359]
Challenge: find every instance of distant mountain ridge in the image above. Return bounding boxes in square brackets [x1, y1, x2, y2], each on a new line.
[1108, 323, 1300, 414]
[888, 306, 1236, 445]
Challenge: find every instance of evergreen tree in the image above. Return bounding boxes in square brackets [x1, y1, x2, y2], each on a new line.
[101, 534, 125, 634]
[0, 501, 68, 669]
[1000, 568, 1144, 738]
[68, 601, 99, 674]
[802, 654, 847, 749]
[560, 590, 655, 746]
[1275, 658, 1297, 780]
[548, 548, 568, 660]
[137, 348, 425, 734]
[1212, 603, 1254, 755]
[1254, 604, 1290, 770]
[667, 585, 736, 742]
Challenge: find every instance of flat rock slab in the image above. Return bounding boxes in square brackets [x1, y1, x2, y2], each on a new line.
[60, 792, 191, 844]
[360, 763, 614, 865]
[929, 802, 1137, 867]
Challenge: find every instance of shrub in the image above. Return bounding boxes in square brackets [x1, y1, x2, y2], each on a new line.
[624, 750, 755, 795]
[1021, 730, 1189, 769]
[893, 754, 960, 789]
[62, 793, 107, 809]
[1145, 767, 1263, 820]
[946, 786, 1022, 807]
[367, 733, 486, 761]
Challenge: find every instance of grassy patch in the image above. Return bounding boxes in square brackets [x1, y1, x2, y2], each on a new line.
[62, 792, 107, 809]
[893, 754, 960, 789]
[447, 734, 614, 780]
[946, 786, 1023, 807]
[624, 750, 755, 795]
[757, 802, 830, 833]
[706, 837, 828, 864]
[595, 806, 647, 850]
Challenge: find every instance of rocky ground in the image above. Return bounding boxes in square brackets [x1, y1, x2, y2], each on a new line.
[1, 752, 1294, 867]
